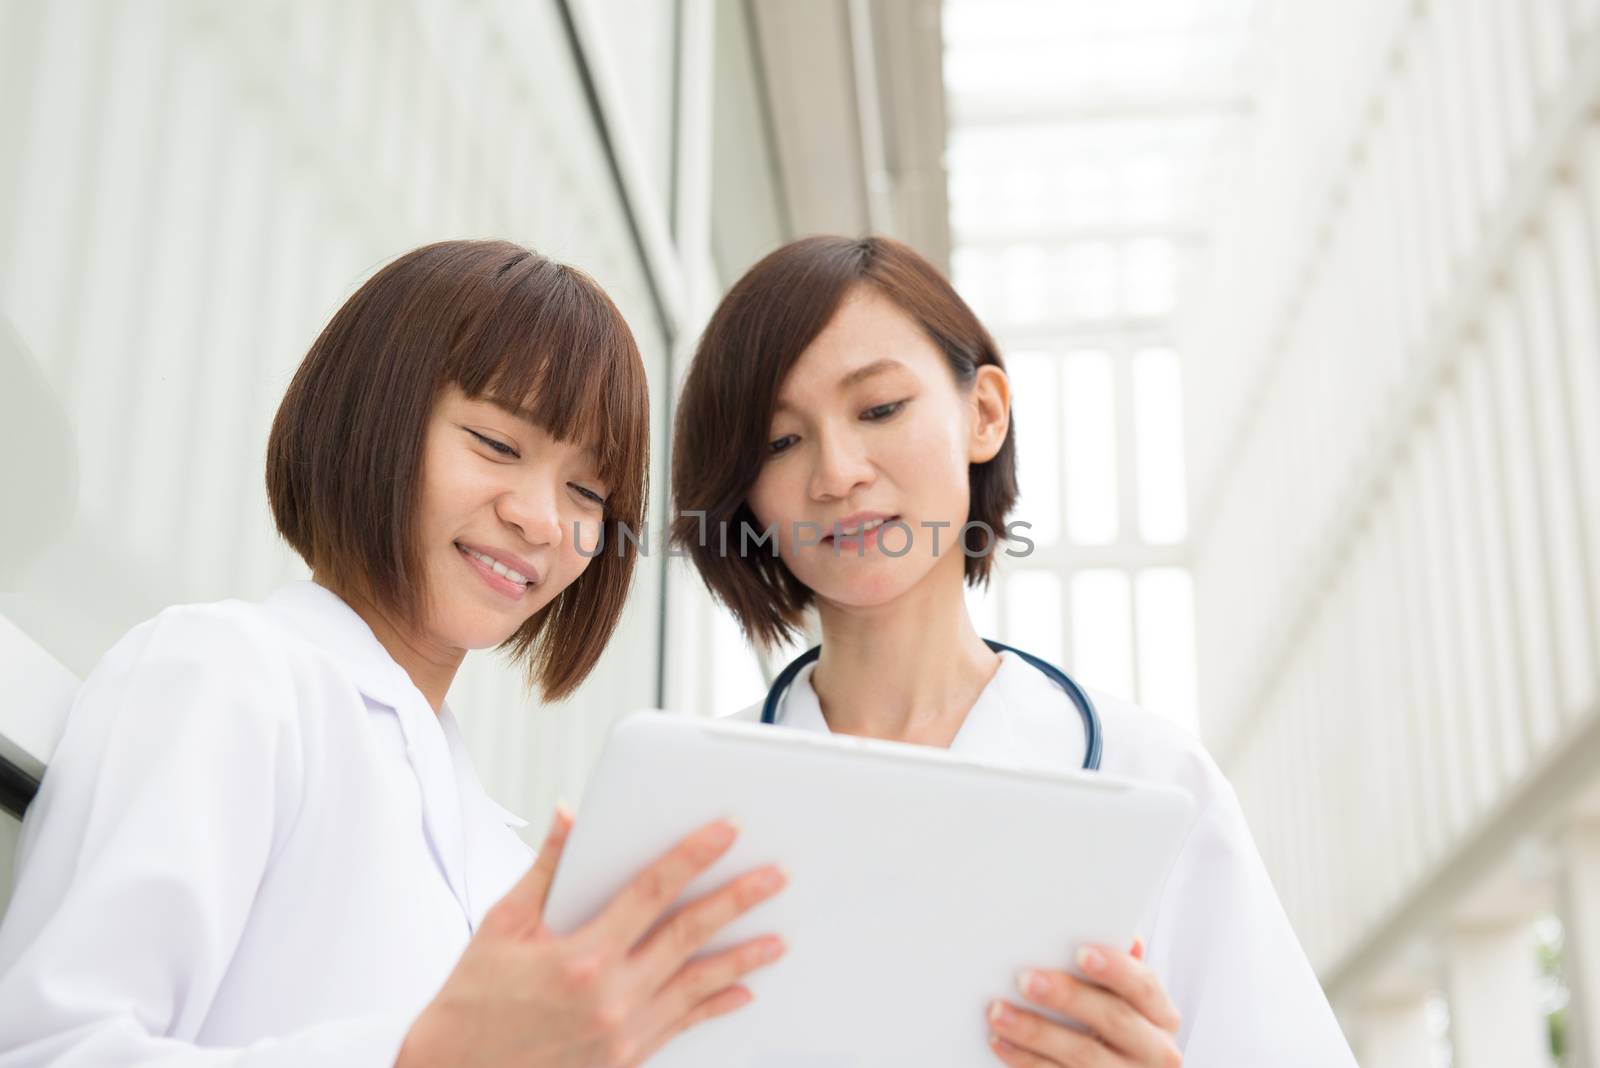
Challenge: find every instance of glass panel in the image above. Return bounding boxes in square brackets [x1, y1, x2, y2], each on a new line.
[1007, 352, 1061, 547]
[944, 0, 1257, 101]
[1135, 568, 1198, 732]
[1122, 152, 1178, 227]
[1071, 568, 1134, 699]
[947, 121, 1244, 234]
[1122, 238, 1179, 317]
[1132, 347, 1188, 542]
[1063, 350, 1119, 544]
[952, 245, 1003, 324]
[1001, 245, 1053, 324]
[1005, 568, 1064, 663]
[1062, 241, 1118, 320]
[942, 0, 1256, 255]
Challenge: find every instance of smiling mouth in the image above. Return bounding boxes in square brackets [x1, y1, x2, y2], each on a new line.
[456, 542, 535, 587]
[823, 516, 899, 541]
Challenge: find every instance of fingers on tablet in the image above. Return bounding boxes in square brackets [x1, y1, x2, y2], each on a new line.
[667, 936, 786, 1009]
[640, 983, 757, 1064]
[630, 866, 788, 987]
[632, 933, 784, 1060]
[1010, 970, 1176, 1065]
[587, 820, 741, 949]
[490, 806, 576, 931]
[1076, 945, 1181, 1034]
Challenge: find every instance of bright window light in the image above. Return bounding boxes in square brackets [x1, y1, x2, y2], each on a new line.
[1005, 569, 1065, 663]
[1064, 350, 1119, 544]
[1071, 568, 1134, 700]
[1007, 351, 1062, 547]
[1133, 346, 1188, 542]
[1136, 567, 1199, 732]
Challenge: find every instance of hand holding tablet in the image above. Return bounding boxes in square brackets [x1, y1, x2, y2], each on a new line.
[544, 712, 1196, 1067]
[399, 809, 787, 1068]
[988, 937, 1183, 1066]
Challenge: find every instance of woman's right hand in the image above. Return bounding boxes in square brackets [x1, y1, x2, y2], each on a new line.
[396, 808, 787, 1068]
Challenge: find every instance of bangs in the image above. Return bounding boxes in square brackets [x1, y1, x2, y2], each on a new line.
[447, 255, 648, 513]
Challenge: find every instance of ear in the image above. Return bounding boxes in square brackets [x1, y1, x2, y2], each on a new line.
[967, 364, 1010, 464]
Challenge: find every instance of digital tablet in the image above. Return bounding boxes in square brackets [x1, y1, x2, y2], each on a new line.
[543, 710, 1196, 1067]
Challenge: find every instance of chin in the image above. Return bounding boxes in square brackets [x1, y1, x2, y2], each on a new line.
[434, 608, 528, 652]
[818, 586, 908, 611]
[803, 561, 931, 610]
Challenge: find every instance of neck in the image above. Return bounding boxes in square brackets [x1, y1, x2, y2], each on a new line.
[809, 554, 1000, 746]
[314, 575, 464, 713]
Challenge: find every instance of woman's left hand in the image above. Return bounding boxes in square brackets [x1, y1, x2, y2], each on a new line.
[985, 940, 1182, 1068]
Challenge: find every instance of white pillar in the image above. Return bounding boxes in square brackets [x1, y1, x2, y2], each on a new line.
[1358, 996, 1437, 1068]
[1443, 920, 1551, 1068]
[658, 0, 716, 721]
[1559, 822, 1600, 1068]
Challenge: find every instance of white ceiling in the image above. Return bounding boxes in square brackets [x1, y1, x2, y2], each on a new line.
[942, 0, 1261, 331]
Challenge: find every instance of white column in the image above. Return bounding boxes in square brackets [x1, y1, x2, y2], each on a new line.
[658, 0, 716, 720]
[1559, 822, 1600, 1068]
[1358, 996, 1437, 1068]
[1443, 920, 1551, 1068]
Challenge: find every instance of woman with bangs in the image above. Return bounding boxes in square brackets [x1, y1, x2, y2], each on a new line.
[671, 235, 1357, 1067]
[0, 241, 785, 1068]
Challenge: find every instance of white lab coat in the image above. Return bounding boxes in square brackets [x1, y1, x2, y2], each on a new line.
[0, 581, 534, 1067]
[734, 651, 1359, 1066]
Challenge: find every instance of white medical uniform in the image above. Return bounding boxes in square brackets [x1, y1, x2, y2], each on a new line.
[0, 581, 534, 1067]
[735, 651, 1359, 1066]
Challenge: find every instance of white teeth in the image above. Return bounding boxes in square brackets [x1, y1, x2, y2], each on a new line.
[840, 518, 887, 535]
[460, 545, 530, 586]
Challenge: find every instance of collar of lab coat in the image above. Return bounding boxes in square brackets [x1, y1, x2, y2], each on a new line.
[262, 580, 530, 932]
[772, 650, 1087, 770]
[264, 580, 426, 711]
[262, 580, 529, 830]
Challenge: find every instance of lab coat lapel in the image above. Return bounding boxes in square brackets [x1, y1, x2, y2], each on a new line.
[437, 705, 531, 930]
[951, 652, 1088, 772]
[772, 663, 830, 731]
[388, 692, 472, 921]
[945, 656, 1024, 761]
[262, 582, 475, 924]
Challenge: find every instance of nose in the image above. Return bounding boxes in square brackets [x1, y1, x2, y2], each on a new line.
[808, 425, 875, 501]
[497, 475, 564, 549]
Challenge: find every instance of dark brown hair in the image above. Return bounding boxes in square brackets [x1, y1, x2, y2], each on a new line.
[670, 234, 1017, 647]
[267, 239, 649, 700]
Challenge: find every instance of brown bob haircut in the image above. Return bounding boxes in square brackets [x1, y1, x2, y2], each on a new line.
[266, 239, 649, 700]
[671, 234, 1018, 647]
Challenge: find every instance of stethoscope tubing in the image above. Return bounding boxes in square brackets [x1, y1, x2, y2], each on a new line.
[760, 638, 1102, 771]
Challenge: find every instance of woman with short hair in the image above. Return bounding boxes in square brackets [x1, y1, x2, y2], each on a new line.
[0, 240, 786, 1068]
[671, 234, 1357, 1067]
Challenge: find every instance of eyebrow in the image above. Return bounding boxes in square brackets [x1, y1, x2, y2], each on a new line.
[839, 358, 907, 389]
[773, 358, 909, 414]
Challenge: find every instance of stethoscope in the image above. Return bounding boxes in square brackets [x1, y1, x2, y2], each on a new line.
[760, 638, 1103, 771]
